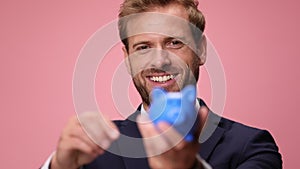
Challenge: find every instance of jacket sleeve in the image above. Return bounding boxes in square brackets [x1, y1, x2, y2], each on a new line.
[236, 130, 282, 169]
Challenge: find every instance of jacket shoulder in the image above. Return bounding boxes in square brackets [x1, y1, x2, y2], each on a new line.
[209, 116, 282, 169]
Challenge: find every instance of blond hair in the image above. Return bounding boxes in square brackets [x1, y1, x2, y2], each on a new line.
[118, 0, 206, 49]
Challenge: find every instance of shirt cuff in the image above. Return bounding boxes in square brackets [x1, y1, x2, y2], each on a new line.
[40, 152, 55, 169]
[196, 154, 212, 169]
[40, 152, 84, 169]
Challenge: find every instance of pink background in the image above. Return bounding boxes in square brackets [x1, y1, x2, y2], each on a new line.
[0, 0, 299, 168]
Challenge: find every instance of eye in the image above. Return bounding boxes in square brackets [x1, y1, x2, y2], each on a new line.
[133, 44, 152, 55]
[135, 44, 150, 51]
[166, 39, 184, 49]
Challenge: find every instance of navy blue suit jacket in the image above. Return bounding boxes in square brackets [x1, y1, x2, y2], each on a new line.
[84, 100, 282, 169]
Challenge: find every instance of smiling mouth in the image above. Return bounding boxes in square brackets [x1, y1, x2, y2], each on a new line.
[148, 74, 176, 83]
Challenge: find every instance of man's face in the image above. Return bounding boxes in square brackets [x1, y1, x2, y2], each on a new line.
[123, 4, 204, 108]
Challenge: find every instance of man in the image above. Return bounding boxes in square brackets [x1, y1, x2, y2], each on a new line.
[42, 0, 282, 168]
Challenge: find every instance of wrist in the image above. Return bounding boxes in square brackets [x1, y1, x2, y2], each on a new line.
[50, 153, 79, 169]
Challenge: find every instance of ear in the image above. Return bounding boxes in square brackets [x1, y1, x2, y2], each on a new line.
[122, 46, 132, 75]
[197, 35, 207, 66]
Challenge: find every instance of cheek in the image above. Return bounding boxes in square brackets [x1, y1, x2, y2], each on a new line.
[128, 55, 154, 76]
[176, 50, 199, 68]
[191, 57, 200, 73]
[192, 55, 200, 67]
[133, 72, 148, 86]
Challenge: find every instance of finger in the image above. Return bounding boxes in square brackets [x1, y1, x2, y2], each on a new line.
[77, 112, 120, 149]
[137, 114, 159, 137]
[97, 113, 120, 140]
[59, 136, 101, 157]
[95, 113, 120, 149]
[137, 115, 170, 156]
[70, 113, 110, 149]
[57, 136, 103, 167]
[69, 123, 104, 154]
[157, 122, 187, 150]
[60, 117, 103, 155]
[157, 122, 199, 151]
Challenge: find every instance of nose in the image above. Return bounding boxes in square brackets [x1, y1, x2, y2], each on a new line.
[151, 48, 171, 69]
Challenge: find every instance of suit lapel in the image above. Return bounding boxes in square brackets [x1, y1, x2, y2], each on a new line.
[117, 111, 150, 169]
[199, 111, 225, 160]
[117, 102, 226, 167]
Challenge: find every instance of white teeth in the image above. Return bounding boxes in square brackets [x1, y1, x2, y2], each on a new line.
[150, 75, 174, 82]
[159, 76, 163, 82]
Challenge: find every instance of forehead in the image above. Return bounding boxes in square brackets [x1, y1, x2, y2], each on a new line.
[147, 3, 189, 20]
[125, 4, 192, 40]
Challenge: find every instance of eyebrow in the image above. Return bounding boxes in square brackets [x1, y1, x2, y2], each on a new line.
[165, 36, 188, 44]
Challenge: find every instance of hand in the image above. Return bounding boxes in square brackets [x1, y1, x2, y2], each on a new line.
[137, 106, 209, 169]
[51, 112, 120, 169]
